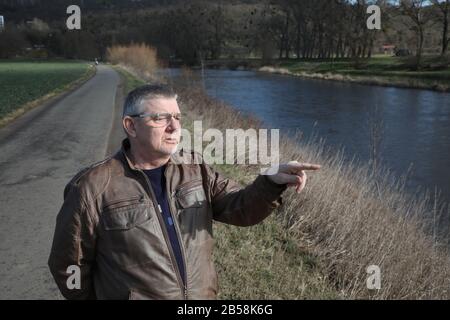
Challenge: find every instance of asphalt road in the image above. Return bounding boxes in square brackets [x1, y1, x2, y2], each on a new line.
[0, 65, 122, 299]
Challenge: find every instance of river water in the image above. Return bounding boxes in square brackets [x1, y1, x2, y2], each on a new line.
[165, 68, 450, 204]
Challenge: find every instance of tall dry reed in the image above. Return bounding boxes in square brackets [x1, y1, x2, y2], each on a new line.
[107, 43, 159, 80]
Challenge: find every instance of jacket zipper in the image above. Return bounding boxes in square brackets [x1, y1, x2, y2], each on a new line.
[138, 170, 187, 299]
[165, 168, 189, 299]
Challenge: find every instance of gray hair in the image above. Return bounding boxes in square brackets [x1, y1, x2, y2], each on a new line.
[122, 83, 178, 118]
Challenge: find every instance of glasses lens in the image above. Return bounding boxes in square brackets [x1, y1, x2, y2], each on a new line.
[151, 115, 169, 126]
[147, 113, 181, 127]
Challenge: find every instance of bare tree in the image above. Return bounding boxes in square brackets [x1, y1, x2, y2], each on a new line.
[260, 3, 293, 59]
[430, 0, 450, 55]
[399, 0, 429, 69]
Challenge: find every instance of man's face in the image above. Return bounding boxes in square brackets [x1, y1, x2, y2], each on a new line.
[129, 97, 181, 157]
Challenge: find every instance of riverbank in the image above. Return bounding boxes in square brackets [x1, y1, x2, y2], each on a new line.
[174, 76, 450, 299]
[192, 56, 450, 93]
[114, 60, 450, 299]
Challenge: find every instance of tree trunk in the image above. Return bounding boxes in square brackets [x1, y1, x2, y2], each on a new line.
[368, 38, 373, 58]
[284, 11, 290, 59]
[442, 11, 449, 55]
[416, 26, 424, 69]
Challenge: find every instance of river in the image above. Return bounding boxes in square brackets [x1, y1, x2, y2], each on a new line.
[165, 68, 450, 204]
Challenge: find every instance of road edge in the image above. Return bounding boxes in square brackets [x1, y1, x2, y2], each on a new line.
[105, 67, 126, 157]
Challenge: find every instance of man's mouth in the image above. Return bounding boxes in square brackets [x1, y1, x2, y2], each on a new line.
[165, 138, 178, 144]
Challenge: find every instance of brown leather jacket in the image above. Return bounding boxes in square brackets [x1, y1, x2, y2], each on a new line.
[48, 139, 286, 300]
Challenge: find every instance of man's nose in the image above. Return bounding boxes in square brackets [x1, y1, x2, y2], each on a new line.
[166, 116, 181, 131]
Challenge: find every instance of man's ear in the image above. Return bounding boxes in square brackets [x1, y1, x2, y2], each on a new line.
[123, 117, 137, 138]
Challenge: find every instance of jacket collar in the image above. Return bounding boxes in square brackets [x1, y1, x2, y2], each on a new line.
[118, 138, 186, 171]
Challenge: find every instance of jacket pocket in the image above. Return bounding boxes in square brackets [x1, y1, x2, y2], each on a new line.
[99, 201, 167, 268]
[102, 195, 145, 211]
[175, 181, 212, 245]
[102, 205, 152, 231]
[175, 181, 207, 209]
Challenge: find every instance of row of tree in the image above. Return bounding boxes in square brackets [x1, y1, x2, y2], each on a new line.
[251, 0, 449, 63]
[0, 0, 449, 66]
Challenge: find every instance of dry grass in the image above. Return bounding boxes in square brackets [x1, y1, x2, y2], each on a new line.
[106, 44, 159, 81]
[278, 145, 450, 299]
[178, 91, 338, 299]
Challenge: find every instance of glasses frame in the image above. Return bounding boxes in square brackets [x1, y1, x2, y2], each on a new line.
[128, 112, 182, 127]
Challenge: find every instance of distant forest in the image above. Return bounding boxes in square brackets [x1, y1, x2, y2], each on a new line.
[0, 0, 449, 64]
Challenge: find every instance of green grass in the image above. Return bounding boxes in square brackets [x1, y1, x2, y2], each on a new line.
[112, 65, 146, 92]
[0, 61, 93, 119]
[213, 214, 338, 299]
[279, 56, 450, 82]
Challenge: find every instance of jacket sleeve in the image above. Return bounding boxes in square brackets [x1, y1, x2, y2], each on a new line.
[203, 164, 287, 227]
[48, 180, 97, 300]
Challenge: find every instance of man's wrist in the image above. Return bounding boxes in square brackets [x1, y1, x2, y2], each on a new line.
[262, 174, 287, 191]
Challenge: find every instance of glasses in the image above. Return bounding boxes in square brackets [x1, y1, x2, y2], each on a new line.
[129, 112, 182, 127]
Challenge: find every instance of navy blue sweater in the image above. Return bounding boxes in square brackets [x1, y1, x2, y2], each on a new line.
[143, 165, 186, 286]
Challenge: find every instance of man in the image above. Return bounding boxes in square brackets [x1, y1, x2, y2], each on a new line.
[48, 84, 321, 300]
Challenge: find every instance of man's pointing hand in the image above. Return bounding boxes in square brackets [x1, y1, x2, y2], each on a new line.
[266, 161, 321, 193]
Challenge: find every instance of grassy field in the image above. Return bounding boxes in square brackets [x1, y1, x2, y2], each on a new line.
[280, 56, 449, 77]
[0, 61, 94, 125]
